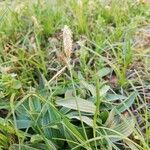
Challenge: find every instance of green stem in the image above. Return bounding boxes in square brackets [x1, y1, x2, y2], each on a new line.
[93, 75, 101, 150]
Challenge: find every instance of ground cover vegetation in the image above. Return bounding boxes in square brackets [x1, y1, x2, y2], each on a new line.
[0, 0, 150, 149]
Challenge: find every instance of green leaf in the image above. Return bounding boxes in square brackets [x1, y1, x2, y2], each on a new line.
[0, 101, 10, 109]
[124, 139, 139, 150]
[9, 144, 44, 150]
[56, 97, 96, 114]
[80, 80, 96, 97]
[80, 80, 110, 97]
[110, 117, 135, 142]
[0, 133, 9, 148]
[99, 85, 110, 96]
[16, 120, 31, 129]
[46, 139, 57, 150]
[99, 110, 109, 124]
[100, 117, 135, 142]
[0, 118, 15, 133]
[40, 105, 63, 147]
[62, 117, 90, 149]
[97, 67, 111, 78]
[12, 80, 22, 89]
[31, 134, 43, 143]
[105, 94, 127, 102]
[69, 116, 94, 127]
[116, 92, 137, 113]
[105, 108, 116, 127]
[65, 89, 74, 98]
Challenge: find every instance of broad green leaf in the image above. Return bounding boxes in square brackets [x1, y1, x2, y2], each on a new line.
[124, 139, 139, 150]
[105, 94, 127, 101]
[29, 97, 42, 112]
[65, 89, 74, 98]
[80, 80, 96, 97]
[56, 97, 96, 114]
[99, 110, 109, 124]
[9, 144, 45, 150]
[16, 120, 31, 129]
[0, 101, 10, 109]
[31, 134, 43, 143]
[69, 116, 94, 127]
[100, 117, 135, 142]
[116, 92, 137, 113]
[99, 85, 110, 96]
[97, 67, 111, 78]
[46, 139, 57, 150]
[110, 117, 135, 142]
[62, 89, 74, 114]
[80, 80, 110, 97]
[105, 108, 116, 127]
[40, 105, 63, 147]
[59, 106, 70, 114]
[29, 97, 35, 112]
[62, 117, 90, 149]
[15, 95, 63, 147]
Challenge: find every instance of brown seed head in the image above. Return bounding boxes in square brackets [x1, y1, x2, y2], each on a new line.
[63, 25, 72, 58]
